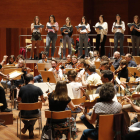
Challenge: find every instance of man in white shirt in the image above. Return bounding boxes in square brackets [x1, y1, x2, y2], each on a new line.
[67, 70, 83, 99]
[48, 59, 63, 80]
[82, 64, 102, 100]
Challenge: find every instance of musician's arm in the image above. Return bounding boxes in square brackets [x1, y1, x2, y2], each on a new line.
[81, 74, 88, 86]
[0, 55, 8, 66]
[125, 96, 140, 112]
[68, 100, 75, 111]
[84, 109, 97, 124]
[40, 95, 45, 103]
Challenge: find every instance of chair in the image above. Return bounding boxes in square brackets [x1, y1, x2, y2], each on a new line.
[45, 110, 72, 139]
[96, 69, 101, 76]
[127, 38, 132, 53]
[88, 114, 114, 140]
[121, 55, 125, 60]
[17, 102, 42, 140]
[94, 61, 100, 69]
[109, 38, 114, 56]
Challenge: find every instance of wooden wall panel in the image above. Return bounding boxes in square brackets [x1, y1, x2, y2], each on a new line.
[0, 0, 83, 59]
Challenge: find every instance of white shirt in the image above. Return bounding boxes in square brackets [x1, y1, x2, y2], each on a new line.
[46, 22, 59, 33]
[69, 81, 82, 99]
[86, 72, 102, 100]
[95, 22, 108, 35]
[31, 23, 42, 33]
[78, 23, 91, 33]
[48, 68, 63, 80]
[112, 21, 125, 34]
[91, 58, 100, 64]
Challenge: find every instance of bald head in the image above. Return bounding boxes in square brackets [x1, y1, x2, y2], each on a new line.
[114, 51, 120, 60]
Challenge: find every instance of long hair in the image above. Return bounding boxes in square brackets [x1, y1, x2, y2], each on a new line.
[49, 15, 56, 23]
[34, 16, 40, 25]
[99, 15, 104, 23]
[115, 14, 122, 25]
[81, 16, 87, 25]
[52, 81, 69, 101]
[133, 15, 140, 24]
[9, 55, 15, 64]
[66, 17, 71, 26]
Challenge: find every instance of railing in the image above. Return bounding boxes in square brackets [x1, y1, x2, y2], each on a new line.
[19, 34, 132, 58]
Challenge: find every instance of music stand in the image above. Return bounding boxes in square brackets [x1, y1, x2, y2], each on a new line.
[37, 63, 52, 73]
[41, 71, 57, 84]
[133, 56, 140, 65]
[128, 67, 140, 78]
[95, 61, 100, 69]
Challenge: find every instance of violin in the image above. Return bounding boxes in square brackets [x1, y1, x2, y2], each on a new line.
[13, 61, 18, 65]
[82, 83, 103, 90]
[114, 65, 126, 75]
[22, 67, 33, 72]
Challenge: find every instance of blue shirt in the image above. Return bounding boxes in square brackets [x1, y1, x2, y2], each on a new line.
[128, 60, 137, 67]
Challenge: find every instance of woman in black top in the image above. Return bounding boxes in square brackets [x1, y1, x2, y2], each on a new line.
[131, 15, 140, 56]
[61, 17, 73, 59]
[48, 81, 78, 139]
[117, 59, 129, 82]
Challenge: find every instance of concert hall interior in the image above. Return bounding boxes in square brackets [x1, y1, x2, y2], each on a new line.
[1, 0, 140, 140]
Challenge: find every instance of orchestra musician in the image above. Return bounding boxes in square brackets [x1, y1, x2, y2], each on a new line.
[115, 59, 129, 82]
[0, 55, 11, 112]
[65, 54, 72, 68]
[48, 59, 63, 80]
[112, 14, 125, 55]
[34, 51, 48, 83]
[61, 17, 73, 60]
[95, 15, 108, 56]
[112, 51, 122, 70]
[100, 61, 110, 71]
[81, 64, 102, 100]
[125, 53, 137, 67]
[77, 16, 91, 58]
[7, 55, 16, 65]
[72, 55, 78, 68]
[46, 15, 59, 59]
[130, 15, 140, 56]
[91, 50, 100, 64]
[31, 16, 42, 60]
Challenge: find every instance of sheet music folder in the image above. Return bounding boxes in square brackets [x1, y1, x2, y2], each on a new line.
[93, 26, 103, 30]
[75, 26, 86, 30]
[34, 25, 44, 29]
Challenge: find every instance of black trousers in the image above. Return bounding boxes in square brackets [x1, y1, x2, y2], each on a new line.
[96, 34, 107, 56]
[0, 87, 7, 111]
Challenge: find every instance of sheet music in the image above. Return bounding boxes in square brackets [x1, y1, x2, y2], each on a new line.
[9, 71, 22, 79]
[115, 77, 124, 90]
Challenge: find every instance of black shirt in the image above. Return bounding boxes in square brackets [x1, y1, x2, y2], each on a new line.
[118, 67, 129, 82]
[48, 93, 71, 123]
[131, 23, 140, 36]
[18, 84, 43, 116]
[61, 25, 73, 37]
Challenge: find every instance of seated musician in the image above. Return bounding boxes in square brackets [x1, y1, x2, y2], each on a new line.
[15, 54, 25, 66]
[121, 82, 140, 127]
[48, 59, 63, 80]
[0, 56, 11, 112]
[34, 51, 48, 83]
[17, 74, 45, 139]
[81, 70, 118, 127]
[80, 83, 122, 140]
[65, 54, 72, 68]
[100, 55, 109, 62]
[125, 53, 137, 67]
[124, 96, 140, 140]
[7, 55, 16, 65]
[112, 51, 122, 70]
[100, 61, 110, 71]
[76, 59, 88, 82]
[91, 50, 100, 64]
[82, 64, 102, 100]
[72, 55, 78, 68]
[116, 59, 129, 82]
[67, 70, 83, 99]
[47, 81, 79, 139]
